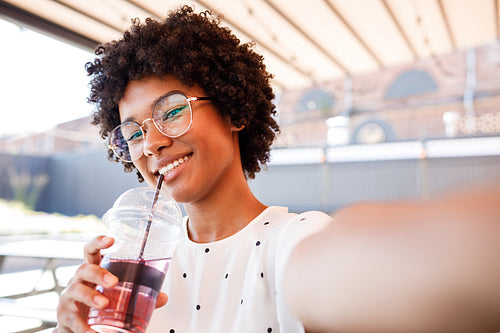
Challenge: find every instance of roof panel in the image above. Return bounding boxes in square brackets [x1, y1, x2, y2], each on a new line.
[272, 0, 379, 74]
[0, 0, 497, 89]
[3, 0, 122, 42]
[442, 0, 496, 49]
[128, 0, 313, 88]
[331, 0, 415, 67]
[257, 47, 313, 89]
[129, 0, 200, 17]
[386, 0, 453, 58]
[57, 0, 152, 32]
[202, 0, 343, 81]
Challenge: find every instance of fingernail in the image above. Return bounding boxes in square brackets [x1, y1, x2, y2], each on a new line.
[104, 273, 118, 286]
[102, 236, 113, 243]
[94, 295, 108, 307]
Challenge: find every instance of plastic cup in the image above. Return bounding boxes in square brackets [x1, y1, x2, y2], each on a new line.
[88, 187, 182, 333]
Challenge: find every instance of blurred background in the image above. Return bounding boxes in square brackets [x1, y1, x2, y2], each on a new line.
[0, 0, 500, 332]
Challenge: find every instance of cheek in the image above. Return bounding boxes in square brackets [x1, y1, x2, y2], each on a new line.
[133, 159, 153, 184]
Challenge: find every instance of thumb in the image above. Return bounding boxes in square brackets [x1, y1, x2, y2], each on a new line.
[155, 292, 168, 308]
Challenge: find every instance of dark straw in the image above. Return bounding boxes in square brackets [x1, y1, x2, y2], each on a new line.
[139, 173, 164, 260]
[124, 174, 164, 329]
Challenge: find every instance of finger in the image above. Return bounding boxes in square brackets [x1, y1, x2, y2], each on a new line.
[84, 235, 114, 264]
[56, 303, 95, 333]
[62, 279, 110, 310]
[56, 261, 118, 333]
[57, 282, 100, 333]
[57, 268, 117, 333]
[73, 263, 119, 290]
[155, 292, 168, 308]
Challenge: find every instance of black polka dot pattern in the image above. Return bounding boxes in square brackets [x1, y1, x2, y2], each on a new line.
[174, 211, 292, 331]
[300, 217, 306, 221]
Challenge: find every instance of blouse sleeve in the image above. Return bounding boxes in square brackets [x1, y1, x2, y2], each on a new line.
[272, 210, 333, 332]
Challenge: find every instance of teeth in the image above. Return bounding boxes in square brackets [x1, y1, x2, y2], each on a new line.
[158, 156, 189, 175]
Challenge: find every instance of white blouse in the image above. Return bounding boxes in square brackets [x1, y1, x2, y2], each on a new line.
[148, 206, 332, 333]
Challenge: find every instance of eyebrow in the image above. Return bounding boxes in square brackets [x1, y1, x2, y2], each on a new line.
[121, 116, 136, 124]
[120, 91, 182, 125]
[150, 91, 174, 110]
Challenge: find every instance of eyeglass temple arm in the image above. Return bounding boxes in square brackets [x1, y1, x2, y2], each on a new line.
[187, 96, 212, 102]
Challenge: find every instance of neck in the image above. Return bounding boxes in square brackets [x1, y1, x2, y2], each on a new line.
[184, 176, 267, 243]
[181, 131, 267, 243]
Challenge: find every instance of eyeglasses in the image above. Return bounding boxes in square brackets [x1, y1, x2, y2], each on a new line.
[108, 91, 211, 162]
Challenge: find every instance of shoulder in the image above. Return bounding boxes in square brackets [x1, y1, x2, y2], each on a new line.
[272, 209, 332, 234]
[256, 207, 331, 235]
[295, 210, 333, 225]
[264, 206, 332, 224]
[263, 208, 332, 253]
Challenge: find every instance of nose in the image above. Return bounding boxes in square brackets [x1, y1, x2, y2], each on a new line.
[142, 119, 173, 157]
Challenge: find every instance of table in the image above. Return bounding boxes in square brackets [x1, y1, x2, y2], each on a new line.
[0, 236, 88, 332]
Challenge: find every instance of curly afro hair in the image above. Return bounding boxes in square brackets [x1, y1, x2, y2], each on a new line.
[86, 5, 279, 181]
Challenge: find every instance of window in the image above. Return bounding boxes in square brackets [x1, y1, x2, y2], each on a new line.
[295, 88, 335, 114]
[385, 69, 437, 99]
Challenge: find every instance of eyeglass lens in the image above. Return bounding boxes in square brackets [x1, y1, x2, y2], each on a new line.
[109, 93, 193, 162]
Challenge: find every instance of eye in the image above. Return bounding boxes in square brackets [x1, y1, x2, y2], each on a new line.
[125, 130, 143, 142]
[163, 105, 188, 121]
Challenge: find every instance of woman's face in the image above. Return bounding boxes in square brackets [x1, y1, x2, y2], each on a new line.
[118, 76, 243, 204]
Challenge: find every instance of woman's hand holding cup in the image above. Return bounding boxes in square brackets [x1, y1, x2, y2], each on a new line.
[55, 236, 118, 333]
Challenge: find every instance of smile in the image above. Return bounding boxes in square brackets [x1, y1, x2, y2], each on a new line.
[158, 155, 189, 175]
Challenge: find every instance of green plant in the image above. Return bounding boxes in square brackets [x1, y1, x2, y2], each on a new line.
[7, 167, 49, 210]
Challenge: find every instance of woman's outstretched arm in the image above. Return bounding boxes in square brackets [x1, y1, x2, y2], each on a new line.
[285, 185, 500, 333]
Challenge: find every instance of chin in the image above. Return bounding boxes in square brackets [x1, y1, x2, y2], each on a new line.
[159, 186, 183, 202]
[144, 178, 158, 189]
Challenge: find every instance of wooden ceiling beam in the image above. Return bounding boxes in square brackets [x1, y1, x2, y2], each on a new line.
[123, 0, 161, 19]
[196, 0, 314, 82]
[436, 0, 457, 50]
[0, 0, 98, 51]
[322, 0, 383, 68]
[381, 0, 418, 61]
[50, 0, 124, 33]
[261, 0, 349, 75]
[126, 0, 309, 87]
[495, 0, 500, 40]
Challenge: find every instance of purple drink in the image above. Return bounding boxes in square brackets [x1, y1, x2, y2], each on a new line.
[88, 257, 170, 333]
[88, 184, 182, 332]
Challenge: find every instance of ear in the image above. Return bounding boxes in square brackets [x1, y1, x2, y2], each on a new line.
[230, 123, 245, 132]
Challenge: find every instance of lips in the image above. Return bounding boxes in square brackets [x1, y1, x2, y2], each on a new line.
[157, 155, 190, 175]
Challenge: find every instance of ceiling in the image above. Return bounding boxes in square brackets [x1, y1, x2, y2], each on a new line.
[0, 0, 498, 90]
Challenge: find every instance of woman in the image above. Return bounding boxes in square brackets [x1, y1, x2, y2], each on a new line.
[56, 6, 500, 333]
[57, 6, 330, 333]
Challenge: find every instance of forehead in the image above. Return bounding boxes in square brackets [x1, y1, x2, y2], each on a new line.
[118, 76, 206, 121]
